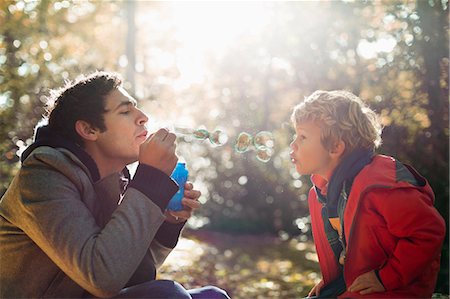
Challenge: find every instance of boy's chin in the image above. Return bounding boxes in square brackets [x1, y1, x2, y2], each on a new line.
[295, 166, 309, 176]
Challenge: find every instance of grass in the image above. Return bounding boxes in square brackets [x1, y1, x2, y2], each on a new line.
[158, 229, 321, 299]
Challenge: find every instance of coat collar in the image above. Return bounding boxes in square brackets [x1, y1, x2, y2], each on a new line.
[21, 125, 101, 182]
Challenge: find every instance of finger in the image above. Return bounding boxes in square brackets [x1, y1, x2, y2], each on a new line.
[348, 275, 362, 288]
[167, 143, 177, 155]
[171, 155, 179, 168]
[164, 132, 177, 144]
[349, 281, 366, 293]
[317, 280, 324, 295]
[154, 128, 169, 140]
[360, 287, 374, 295]
[168, 210, 187, 221]
[145, 132, 155, 142]
[184, 189, 201, 200]
[170, 210, 191, 220]
[185, 182, 194, 190]
[348, 280, 358, 292]
[168, 210, 185, 219]
[182, 198, 201, 209]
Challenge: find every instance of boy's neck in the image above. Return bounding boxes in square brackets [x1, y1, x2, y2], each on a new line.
[320, 159, 342, 182]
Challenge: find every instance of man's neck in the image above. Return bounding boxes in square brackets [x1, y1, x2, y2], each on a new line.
[83, 145, 126, 179]
[96, 161, 124, 179]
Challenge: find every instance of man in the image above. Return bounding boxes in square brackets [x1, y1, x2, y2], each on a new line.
[0, 71, 230, 298]
[289, 90, 445, 298]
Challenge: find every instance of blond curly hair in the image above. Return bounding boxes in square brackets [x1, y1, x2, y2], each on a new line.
[291, 90, 382, 153]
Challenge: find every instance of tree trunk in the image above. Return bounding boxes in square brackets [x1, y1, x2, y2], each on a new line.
[126, 0, 136, 94]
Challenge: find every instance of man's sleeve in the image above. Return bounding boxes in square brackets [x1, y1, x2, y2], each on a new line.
[15, 160, 176, 297]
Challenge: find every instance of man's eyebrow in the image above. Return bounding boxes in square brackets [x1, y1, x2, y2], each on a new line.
[107, 99, 137, 112]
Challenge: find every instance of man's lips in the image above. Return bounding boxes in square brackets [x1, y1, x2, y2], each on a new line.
[136, 130, 148, 139]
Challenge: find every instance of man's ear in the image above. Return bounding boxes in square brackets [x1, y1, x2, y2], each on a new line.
[329, 140, 346, 158]
[75, 120, 99, 142]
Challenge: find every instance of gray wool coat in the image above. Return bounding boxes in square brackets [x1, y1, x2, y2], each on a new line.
[0, 146, 181, 298]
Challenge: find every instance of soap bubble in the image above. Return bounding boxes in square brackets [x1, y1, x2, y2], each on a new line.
[253, 131, 274, 150]
[235, 132, 253, 153]
[209, 129, 228, 146]
[174, 127, 228, 146]
[172, 126, 274, 163]
[255, 147, 274, 163]
[192, 129, 210, 140]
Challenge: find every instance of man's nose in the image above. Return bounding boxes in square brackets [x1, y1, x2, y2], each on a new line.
[137, 109, 149, 125]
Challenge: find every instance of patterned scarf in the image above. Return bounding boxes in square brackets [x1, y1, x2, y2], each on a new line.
[315, 148, 374, 262]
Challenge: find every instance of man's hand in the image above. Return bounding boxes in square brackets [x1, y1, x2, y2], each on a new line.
[308, 280, 324, 297]
[348, 270, 385, 295]
[165, 182, 201, 223]
[139, 128, 178, 176]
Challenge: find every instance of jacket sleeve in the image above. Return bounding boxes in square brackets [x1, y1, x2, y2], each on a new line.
[125, 232, 184, 287]
[369, 187, 446, 291]
[15, 156, 177, 297]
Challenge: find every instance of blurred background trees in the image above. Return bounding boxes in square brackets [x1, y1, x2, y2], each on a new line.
[1, 0, 448, 295]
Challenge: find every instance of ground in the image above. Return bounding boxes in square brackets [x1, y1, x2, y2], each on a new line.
[158, 229, 321, 299]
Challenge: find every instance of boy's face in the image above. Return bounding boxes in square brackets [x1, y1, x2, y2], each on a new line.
[93, 87, 148, 167]
[289, 121, 336, 179]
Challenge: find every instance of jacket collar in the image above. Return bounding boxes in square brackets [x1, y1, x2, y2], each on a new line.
[21, 125, 101, 182]
[311, 148, 374, 217]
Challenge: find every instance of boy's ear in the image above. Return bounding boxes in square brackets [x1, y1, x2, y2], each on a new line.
[329, 140, 346, 158]
[75, 120, 99, 142]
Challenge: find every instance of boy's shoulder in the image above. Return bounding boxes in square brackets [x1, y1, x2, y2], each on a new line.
[362, 154, 425, 187]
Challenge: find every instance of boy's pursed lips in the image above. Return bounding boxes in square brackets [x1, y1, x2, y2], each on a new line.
[290, 153, 297, 163]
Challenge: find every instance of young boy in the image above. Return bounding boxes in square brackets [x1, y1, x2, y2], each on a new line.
[290, 90, 445, 298]
[0, 71, 229, 299]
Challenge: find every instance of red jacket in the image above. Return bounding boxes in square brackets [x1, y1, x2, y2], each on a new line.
[309, 155, 446, 298]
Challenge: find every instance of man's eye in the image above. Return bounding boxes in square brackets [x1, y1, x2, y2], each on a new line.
[120, 110, 130, 115]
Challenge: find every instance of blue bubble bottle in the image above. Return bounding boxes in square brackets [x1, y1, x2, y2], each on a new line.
[167, 162, 189, 211]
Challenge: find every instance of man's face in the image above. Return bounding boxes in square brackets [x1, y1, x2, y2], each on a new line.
[289, 121, 335, 178]
[94, 87, 148, 166]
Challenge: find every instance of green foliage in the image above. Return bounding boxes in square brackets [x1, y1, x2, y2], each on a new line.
[0, 0, 125, 193]
[1, 0, 448, 295]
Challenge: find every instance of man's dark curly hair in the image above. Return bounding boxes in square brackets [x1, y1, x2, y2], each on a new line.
[46, 71, 122, 146]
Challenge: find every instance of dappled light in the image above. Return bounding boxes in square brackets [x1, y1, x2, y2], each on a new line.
[158, 230, 321, 298]
[1, 0, 448, 296]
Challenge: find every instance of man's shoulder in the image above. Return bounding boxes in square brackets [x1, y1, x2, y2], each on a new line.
[21, 146, 90, 180]
[24, 146, 82, 166]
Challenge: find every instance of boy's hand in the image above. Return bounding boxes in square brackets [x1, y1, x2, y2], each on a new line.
[165, 182, 201, 223]
[139, 128, 178, 176]
[348, 270, 385, 295]
[308, 280, 324, 297]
